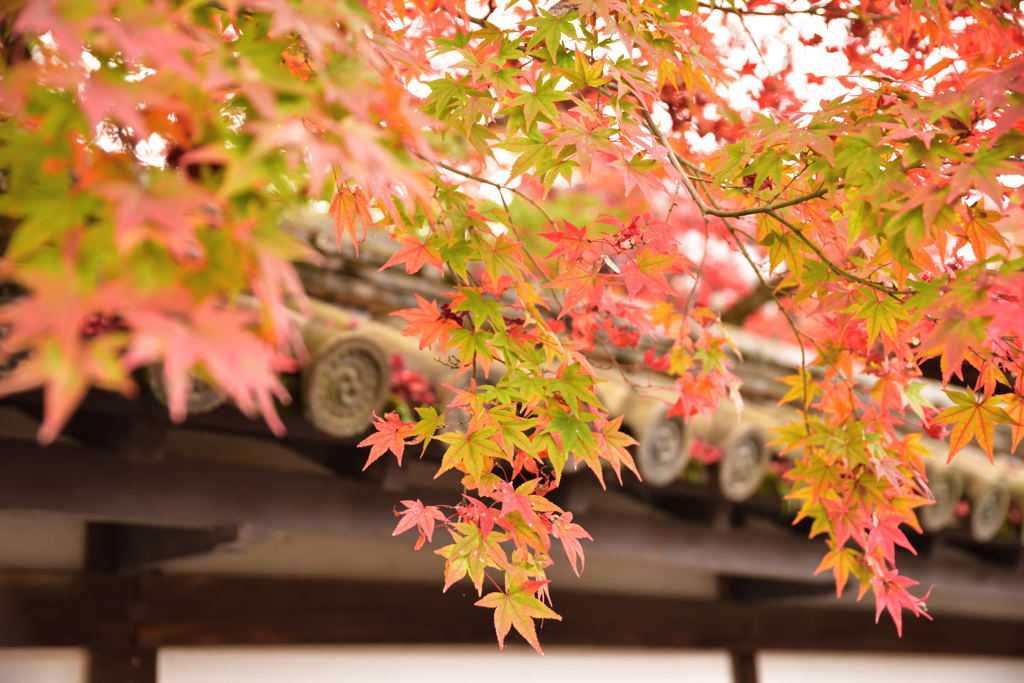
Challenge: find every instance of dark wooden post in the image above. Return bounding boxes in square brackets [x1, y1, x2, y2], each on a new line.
[84, 523, 157, 683]
[88, 647, 156, 683]
[729, 649, 758, 683]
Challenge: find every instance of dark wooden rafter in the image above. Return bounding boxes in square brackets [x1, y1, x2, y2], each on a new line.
[0, 438, 399, 537]
[0, 572, 1022, 656]
[717, 576, 835, 605]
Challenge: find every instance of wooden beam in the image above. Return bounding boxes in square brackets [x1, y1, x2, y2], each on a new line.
[1, 389, 345, 446]
[717, 576, 835, 604]
[0, 572, 1022, 656]
[81, 523, 158, 683]
[0, 573, 132, 648]
[115, 524, 252, 571]
[0, 438, 1023, 610]
[128, 575, 1024, 655]
[0, 438, 399, 537]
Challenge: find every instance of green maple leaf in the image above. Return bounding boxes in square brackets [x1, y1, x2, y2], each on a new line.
[437, 523, 508, 594]
[487, 407, 537, 453]
[449, 328, 494, 373]
[510, 76, 569, 128]
[436, 427, 505, 481]
[498, 132, 551, 179]
[551, 362, 600, 413]
[411, 405, 445, 451]
[902, 381, 931, 421]
[855, 295, 907, 346]
[560, 50, 609, 90]
[525, 10, 578, 62]
[451, 287, 505, 331]
[475, 582, 561, 654]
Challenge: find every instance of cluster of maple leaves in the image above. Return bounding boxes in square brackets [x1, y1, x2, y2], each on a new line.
[2, 0, 1023, 651]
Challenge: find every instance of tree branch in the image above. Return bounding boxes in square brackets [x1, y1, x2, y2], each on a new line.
[697, 1, 893, 20]
[627, 94, 913, 300]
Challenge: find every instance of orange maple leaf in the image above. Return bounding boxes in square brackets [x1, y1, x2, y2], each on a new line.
[933, 390, 1013, 462]
[391, 295, 462, 351]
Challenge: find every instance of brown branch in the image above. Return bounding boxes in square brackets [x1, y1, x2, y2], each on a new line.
[705, 188, 829, 217]
[765, 210, 912, 298]
[720, 274, 789, 325]
[627, 93, 914, 300]
[697, 1, 893, 20]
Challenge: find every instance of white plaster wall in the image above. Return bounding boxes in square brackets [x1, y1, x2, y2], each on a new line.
[759, 652, 1024, 683]
[0, 648, 86, 683]
[4, 646, 1022, 682]
[158, 646, 733, 683]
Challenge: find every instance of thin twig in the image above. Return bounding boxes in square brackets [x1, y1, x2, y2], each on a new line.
[415, 151, 558, 226]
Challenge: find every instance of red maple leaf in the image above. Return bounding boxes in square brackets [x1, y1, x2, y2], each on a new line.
[539, 221, 593, 262]
[492, 481, 545, 529]
[871, 567, 932, 637]
[547, 264, 603, 316]
[550, 511, 592, 576]
[393, 499, 447, 550]
[865, 514, 918, 565]
[357, 411, 417, 470]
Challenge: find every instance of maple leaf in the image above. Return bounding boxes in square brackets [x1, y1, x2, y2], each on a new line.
[618, 247, 679, 300]
[123, 301, 295, 434]
[814, 546, 861, 598]
[550, 512, 592, 576]
[393, 499, 447, 550]
[380, 233, 444, 275]
[357, 412, 417, 470]
[435, 427, 505, 483]
[539, 221, 592, 262]
[492, 480, 546, 529]
[865, 514, 918, 565]
[436, 522, 508, 594]
[391, 295, 461, 351]
[592, 415, 640, 485]
[475, 581, 562, 654]
[871, 568, 932, 638]
[509, 75, 570, 128]
[1002, 395, 1024, 452]
[933, 390, 1013, 462]
[547, 264, 604, 316]
[328, 186, 373, 256]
